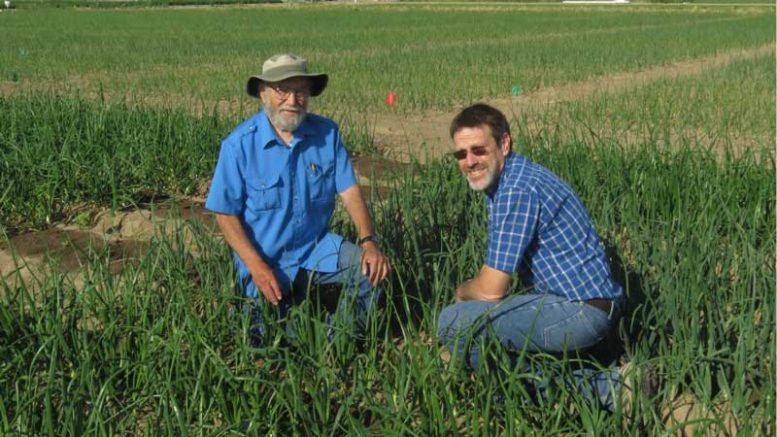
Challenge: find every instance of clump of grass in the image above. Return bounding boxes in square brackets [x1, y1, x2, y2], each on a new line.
[531, 54, 776, 151]
[0, 94, 382, 233]
[0, 94, 228, 231]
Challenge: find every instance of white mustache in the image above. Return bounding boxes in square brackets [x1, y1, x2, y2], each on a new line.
[280, 105, 304, 112]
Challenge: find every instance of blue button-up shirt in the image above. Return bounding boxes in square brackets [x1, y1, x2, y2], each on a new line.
[205, 110, 358, 297]
[485, 153, 622, 301]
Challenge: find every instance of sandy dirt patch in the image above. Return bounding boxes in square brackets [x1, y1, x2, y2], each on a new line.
[0, 200, 215, 294]
[369, 43, 774, 162]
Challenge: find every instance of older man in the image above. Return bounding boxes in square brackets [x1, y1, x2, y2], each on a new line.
[206, 54, 390, 344]
[437, 103, 626, 410]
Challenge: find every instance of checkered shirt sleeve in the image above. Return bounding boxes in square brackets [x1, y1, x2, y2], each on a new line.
[485, 187, 538, 273]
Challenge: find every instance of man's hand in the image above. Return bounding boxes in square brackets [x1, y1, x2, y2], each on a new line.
[250, 263, 283, 306]
[339, 185, 391, 286]
[455, 265, 511, 302]
[361, 241, 391, 286]
[215, 213, 284, 306]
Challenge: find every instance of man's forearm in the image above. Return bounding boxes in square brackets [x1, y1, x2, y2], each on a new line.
[215, 213, 268, 272]
[215, 213, 283, 304]
[455, 266, 511, 302]
[455, 278, 498, 302]
[455, 279, 479, 301]
[338, 183, 392, 285]
[339, 184, 375, 239]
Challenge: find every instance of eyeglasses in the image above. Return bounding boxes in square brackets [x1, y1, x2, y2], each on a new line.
[452, 146, 490, 161]
[268, 83, 310, 100]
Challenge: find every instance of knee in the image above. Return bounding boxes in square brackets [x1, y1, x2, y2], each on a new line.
[437, 304, 463, 343]
[338, 241, 363, 270]
[438, 304, 487, 369]
[338, 242, 372, 286]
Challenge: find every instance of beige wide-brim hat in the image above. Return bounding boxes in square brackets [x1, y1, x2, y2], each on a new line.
[247, 53, 328, 98]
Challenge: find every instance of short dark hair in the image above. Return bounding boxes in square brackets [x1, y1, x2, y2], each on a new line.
[449, 103, 511, 145]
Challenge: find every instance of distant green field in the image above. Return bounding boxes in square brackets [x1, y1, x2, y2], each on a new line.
[0, 4, 773, 115]
[9, 0, 777, 6]
[535, 54, 776, 149]
[5, 0, 277, 8]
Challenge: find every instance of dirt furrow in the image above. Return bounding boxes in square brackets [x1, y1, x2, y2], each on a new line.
[371, 43, 774, 161]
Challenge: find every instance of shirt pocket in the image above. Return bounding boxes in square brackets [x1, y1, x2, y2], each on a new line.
[308, 161, 336, 201]
[245, 175, 282, 212]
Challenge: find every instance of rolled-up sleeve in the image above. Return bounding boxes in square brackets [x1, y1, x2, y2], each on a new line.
[333, 129, 358, 193]
[205, 140, 245, 215]
[485, 188, 538, 273]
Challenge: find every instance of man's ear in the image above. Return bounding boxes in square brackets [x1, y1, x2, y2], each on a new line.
[500, 132, 512, 154]
[257, 83, 269, 104]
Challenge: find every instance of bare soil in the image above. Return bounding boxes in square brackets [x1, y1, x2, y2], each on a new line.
[370, 43, 774, 162]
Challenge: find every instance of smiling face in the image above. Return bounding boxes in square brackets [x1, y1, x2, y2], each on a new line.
[259, 76, 311, 134]
[452, 125, 511, 192]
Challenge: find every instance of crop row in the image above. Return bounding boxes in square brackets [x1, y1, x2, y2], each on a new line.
[0, 5, 773, 113]
[3, 50, 775, 232]
[2, 121, 773, 434]
[525, 53, 776, 150]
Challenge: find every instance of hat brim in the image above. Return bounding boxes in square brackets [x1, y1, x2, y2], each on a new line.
[247, 73, 328, 98]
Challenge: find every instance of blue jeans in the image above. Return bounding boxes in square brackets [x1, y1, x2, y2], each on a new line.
[247, 241, 380, 344]
[437, 293, 622, 411]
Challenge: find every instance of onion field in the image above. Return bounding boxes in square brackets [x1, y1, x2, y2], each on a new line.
[0, 3, 774, 435]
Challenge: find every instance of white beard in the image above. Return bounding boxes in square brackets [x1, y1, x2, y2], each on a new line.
[267, 106, 307, 132]
[466, 167, 497, 191]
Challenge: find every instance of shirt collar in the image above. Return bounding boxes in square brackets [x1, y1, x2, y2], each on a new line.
[257, 109, 317, 149]
[486, 152, 518, 199]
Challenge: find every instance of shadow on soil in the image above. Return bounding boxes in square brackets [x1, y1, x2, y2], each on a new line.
[585, 241, 650, 366]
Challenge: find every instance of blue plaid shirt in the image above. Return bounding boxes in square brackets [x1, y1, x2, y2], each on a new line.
[485, 153, 622, 301]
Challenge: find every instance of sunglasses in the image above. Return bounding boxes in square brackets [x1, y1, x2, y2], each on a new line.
[268, 83, 311, 100]
[452, 146, 490, 161]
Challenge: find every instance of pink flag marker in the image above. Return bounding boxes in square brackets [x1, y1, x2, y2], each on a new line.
[385, 91, 396, 107]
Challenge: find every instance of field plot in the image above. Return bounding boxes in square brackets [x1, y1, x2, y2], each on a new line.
[1, 4, 773, 111]
[1, 3, 774, 436]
